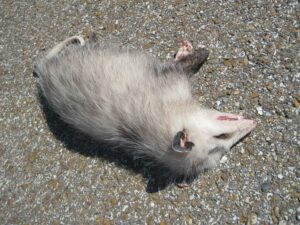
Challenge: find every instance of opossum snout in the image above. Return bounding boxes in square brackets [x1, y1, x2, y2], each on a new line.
[217, 115, 239, 121]
[216, 114, 256, 129]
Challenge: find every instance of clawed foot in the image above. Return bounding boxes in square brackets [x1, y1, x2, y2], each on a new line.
[175, 40, 194, 62]
[173, 40, 209, 76]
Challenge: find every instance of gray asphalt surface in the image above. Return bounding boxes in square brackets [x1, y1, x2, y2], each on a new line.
[1, 1, 299, 224]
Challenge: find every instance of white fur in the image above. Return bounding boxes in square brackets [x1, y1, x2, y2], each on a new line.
[34, 36, 256, 180]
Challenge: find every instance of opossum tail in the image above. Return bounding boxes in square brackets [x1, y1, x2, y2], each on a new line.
[33, 36, 85, 77]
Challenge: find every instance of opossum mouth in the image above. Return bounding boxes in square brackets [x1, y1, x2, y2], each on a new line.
[217, 115, 241, 121]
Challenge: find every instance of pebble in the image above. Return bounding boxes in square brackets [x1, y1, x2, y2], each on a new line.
[247, 213, 258, 225]
[223, 58, 238, 67]
[261, 182, 270, 192]
[251, 92, 258, 98]
[292, 99, 300, 108]
[103, 218, 110, 225]
[278, 221, 287, 225]
[256, 106, 263, 115]
[277, 174, 284, 179]
[219, 155, 228, 164]
[266, 83, 273, 91]
[274, 206, 281, 218]
[296, 93, 300, 102]
[242, 57, 249, 66]
[296, 207, 300, 221]
[233, 89, 240, 95]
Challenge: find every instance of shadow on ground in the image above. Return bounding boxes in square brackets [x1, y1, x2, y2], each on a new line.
[37, 88, 191, 192]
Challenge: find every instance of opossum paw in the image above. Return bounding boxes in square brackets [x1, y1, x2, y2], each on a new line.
[87, 32, 98, 43]
[174, 40, 194, 61]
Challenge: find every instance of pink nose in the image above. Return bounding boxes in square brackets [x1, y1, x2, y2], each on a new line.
[217, 115, 241, 121]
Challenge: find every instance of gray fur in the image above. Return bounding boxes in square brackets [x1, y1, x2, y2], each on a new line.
[34, 36, 256, 182]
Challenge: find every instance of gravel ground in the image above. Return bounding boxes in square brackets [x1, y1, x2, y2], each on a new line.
[1, 0, 299, 224]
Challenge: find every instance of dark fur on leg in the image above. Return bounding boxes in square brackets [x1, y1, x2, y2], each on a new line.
[161, 47, 209, 78]
[174, 47, 209, 77]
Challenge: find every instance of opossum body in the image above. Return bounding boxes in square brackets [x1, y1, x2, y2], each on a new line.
[34, 34, 256, 183]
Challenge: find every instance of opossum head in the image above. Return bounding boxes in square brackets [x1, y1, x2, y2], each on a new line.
[169, 109, 256, 174]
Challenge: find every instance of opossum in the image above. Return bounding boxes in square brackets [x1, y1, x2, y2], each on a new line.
[34, 33, 256, 185]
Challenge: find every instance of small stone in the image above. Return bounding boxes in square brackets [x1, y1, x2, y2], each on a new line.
[52, 219, 60, 225]
[223, 58, 238, 67]
[296, 93, 300, 102]
[220, 171, 229, 181]
[272, 215, 279, 224]
[220, 155, 228, 164]
[261, 182, 270, 192]
[107, 23, 116, 33]
[95, 11, 101, 17]
[191, 199, 197, 207]
[296, 207, 300, 220]
[143, 44, 151, 49]
[295, 168, 300, 178]
[47, 179, 60, 189]
[278, 220, 287, 225]
[247, 213, 258, 225]
[233, 89, 240, 95]
[292, 99, 300, 108]
[274, 206, 280, 218]
[159, 221, 167, 225]
[251, 91, 258, 98]
[27, 151, 38, 162]
[266, 83, 273, 91]
[103, 218, 110, 225]
[256, 106, 263, 115]
[277, 174, 283, 179]
[110, 198, 117, 207]
[169, 211, 177, 220]
[146, 216, 154, 225]
[242, 57, 249, 66]
[122, 213, 128, 220]
[288, 208, 293, 213]
[95, 216, 101, 225]
[269, 8, 277, 16]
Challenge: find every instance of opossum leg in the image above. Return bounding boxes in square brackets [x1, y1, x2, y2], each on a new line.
[162, 40, 209, 77]
[174, 45, 210, 77]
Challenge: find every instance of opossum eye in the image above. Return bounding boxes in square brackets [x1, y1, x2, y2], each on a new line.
[172, 129, 194, 153]
[214, 133, 232, 139]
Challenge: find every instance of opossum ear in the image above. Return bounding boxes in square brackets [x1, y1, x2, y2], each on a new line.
[172, 129, 194, 153]
[87, 32, 98, 43]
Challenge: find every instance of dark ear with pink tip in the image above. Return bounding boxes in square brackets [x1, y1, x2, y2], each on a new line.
[172, 129, 194, 153]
